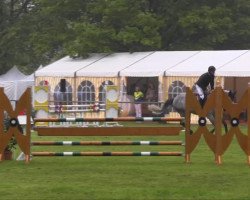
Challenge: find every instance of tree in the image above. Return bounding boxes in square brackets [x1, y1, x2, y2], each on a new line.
[154, 0, 250, 50]
[0, 0, 36, 73]
[0, 0, 249, 74]
[65, 0, 163, 57]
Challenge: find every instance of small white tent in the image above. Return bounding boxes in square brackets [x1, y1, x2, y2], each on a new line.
[0, 66, 27, 81]
[0, 66, 34, 101]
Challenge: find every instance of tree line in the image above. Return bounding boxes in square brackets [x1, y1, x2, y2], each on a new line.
[0, 0, 249, 74]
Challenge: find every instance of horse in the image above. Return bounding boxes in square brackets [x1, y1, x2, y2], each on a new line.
[148, 89, 236, 133]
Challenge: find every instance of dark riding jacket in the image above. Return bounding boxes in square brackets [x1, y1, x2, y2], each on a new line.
[196, 72, 215, 91]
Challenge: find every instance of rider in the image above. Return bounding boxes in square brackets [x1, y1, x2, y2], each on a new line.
[195, 66, 216, 107]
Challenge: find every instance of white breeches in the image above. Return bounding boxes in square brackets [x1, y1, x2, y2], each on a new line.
[195, 84, 205, 100]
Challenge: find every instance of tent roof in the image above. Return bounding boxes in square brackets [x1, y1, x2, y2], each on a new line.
[119, 51, 199, 77]
[35, 54, 107, 77]
[217, 50, 250, 77]
[0, 66, 27, 81]
[164, 50, 248, 76]
[36, 50, 250, 78]
[76, 52, 153, 77]
[0, 66, 34, 101]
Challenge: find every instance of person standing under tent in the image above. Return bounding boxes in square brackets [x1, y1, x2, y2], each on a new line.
[145, 83, 156, 102]
[195, 66, 216, 107]
[134, 86, 144, 117]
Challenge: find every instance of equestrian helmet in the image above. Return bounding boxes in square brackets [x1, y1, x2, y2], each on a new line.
[208, 66, 216, 72]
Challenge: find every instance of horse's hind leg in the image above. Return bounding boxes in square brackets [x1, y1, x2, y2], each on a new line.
[178, 112, 185, 127]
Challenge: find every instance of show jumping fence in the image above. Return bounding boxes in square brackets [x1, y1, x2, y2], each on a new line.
[0, 82, 250, 165]
[31, 139, 184, 157]
[32, 116, 184, 157]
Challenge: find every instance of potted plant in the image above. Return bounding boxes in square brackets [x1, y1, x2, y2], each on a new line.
[3, 115, 17, 160]
[3, 137, 17, 160]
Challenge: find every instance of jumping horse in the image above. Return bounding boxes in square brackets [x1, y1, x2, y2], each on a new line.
[148, 89, 236, 133]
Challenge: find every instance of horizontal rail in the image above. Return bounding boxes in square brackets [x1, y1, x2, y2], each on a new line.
[48, 104, 105, 108]
[34, 117, 183, 123]
[31, 151, 183, 156]
[48, 100, 164, 104]
[32, 141, 183, 146]
[49, 109, 106, 113]
[34, 127, 182, 136]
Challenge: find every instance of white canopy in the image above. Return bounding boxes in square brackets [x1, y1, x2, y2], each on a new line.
[0, 66, 34, 101]
[164, 50, 248, 76]
[35, 54, 107, 77]
[36, 50, 250, 78]
[217, 50, 250, 77]
[0, 66, 27, 81]
[76, 52, 153, 77]
[120, 51, 199, 77]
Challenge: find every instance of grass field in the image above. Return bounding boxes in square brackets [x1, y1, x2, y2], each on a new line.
[0, 123, 250, 200]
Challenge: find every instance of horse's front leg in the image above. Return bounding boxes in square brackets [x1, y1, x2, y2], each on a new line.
[222, 119, 228, 133]
[179, 112, 193, 134]
[207, 113, 216, 133]
[208, 114, 228, 134]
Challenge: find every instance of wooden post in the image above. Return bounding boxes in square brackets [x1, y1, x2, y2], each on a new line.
[215, 81, 223, 165]
[0, 87, 31, 163]
[247, 83, 250, 165]
[185, 87, 191, 163]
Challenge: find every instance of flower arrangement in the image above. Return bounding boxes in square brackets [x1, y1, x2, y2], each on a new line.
[5, 137, 17, 152]
[3, 115, 17, 152]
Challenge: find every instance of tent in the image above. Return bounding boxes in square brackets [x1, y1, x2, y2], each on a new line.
[0, 66, 34, 101]
[119, 51, 199, 77]
[217, 51, 250, 77]
[0, 66, 27, 81]
[164, 50, 248, 76]
[34, 50, 250, 105]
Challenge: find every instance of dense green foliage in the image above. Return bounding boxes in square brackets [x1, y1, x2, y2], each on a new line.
[0, 0, 249, 74]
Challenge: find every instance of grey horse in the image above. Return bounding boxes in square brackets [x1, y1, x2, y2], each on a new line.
[148, 90, 236, 133]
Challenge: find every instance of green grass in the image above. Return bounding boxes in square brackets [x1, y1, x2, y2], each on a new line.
[0, 123, 250, 200]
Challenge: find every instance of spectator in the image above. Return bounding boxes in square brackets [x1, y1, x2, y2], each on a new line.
[134, 86, 144, 117]
[145, 83, 156, 102]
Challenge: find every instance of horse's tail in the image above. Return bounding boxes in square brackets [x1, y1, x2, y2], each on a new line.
[161, 98, 174, 114]
[148, 98, 174, 117]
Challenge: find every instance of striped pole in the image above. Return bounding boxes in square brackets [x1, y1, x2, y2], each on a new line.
[49, 109, 106, 113]
[32, 151, 183, 156]
[34, 117, 183, 123]
[48, 104, 105, 108]
[32, 141, 184, 146]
